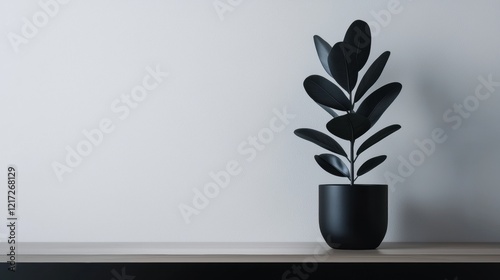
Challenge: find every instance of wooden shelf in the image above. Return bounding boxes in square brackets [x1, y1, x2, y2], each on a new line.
[2, 242, 500, 263]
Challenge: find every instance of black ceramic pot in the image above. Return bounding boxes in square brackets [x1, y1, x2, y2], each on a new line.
[319, 184, 388, 250]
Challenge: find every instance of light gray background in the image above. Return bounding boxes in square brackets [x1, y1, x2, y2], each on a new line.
[0, 0, 499, 243]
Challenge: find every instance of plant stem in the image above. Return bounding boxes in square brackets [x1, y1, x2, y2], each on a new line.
[350, 139, 355, 185]
[349, 89, 355, 186]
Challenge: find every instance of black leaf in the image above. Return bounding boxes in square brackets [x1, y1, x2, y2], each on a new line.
[315, 154, 350, 178]
[313, 35, 332, 77]
[355, 51, 390, 103]
[326, 113, 371, 141]
[328, 42, 358, 93]
[304, 75, 351, 111]
[356, 82, 402, 126]
[343, 20, 371, 71]
[295, 128, 347, 157]
[357, 124, 401, 156]
[357, 155, 387, 176]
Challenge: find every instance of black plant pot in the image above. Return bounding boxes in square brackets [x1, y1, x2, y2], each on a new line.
[319, 184, 388, 250]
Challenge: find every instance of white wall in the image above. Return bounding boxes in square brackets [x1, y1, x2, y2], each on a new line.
[1, 0, 500, 243]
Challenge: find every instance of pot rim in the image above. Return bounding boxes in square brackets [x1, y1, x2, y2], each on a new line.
[319, 184, 387, 188]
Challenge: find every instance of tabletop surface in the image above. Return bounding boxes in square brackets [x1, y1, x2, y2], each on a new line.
[2, 242, 500, 263]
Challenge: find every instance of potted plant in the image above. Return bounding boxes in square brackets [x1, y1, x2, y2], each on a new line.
[294, 20, 402, 249]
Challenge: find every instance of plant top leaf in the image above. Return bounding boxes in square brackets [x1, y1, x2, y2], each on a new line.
[343, 20, 371, 71]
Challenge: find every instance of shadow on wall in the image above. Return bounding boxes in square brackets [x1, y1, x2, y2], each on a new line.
[396, 54, 500, 242]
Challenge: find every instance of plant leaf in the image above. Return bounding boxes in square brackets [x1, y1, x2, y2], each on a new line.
[328, 42, 358, 93]
[354, 51, 390, 103]
[303, 75, 351, 111]
[326, 113, 371, 141]
[357, 124, 401, 156]
[317, 103, 338, 118]
[315, 154, 350, 178]
[294, 128, 347, 157]
[343, 20, 371, 71]
[356, 82, 402, 126]
[357, 155, 387, 176]
[313, 35, 332, 77]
